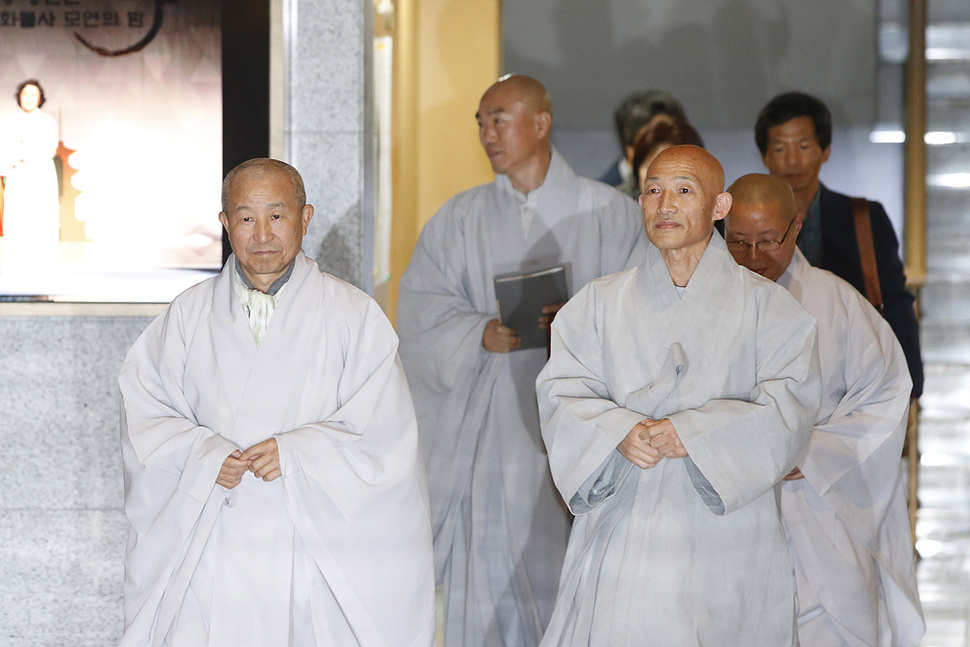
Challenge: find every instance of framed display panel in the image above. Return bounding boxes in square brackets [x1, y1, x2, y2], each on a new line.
[0, 0, 267, 303]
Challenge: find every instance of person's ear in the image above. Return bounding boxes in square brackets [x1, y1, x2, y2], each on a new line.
[535, 111, 552, 140]
[219, 211, 230, 232]
[301, 204, 315, 234]
[712, 192, 732, 222]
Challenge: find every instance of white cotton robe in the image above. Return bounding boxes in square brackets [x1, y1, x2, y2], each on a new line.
[119, 253, 436, 647]
[397, 149, 646, 647]
[536, 234, 821, 647]
[0, 107, 60, 277]
[778, 250, 924, 646]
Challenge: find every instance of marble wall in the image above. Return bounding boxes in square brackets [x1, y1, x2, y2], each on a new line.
[0, 315, 152, 645]
[0, 0, 369, 644]
[288, 0, 373, 293]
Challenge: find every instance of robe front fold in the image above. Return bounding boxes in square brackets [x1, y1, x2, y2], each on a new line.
[397, 149, 646, 646]
[119, 252, 435, 647]
[536, 234, 821, 647]
[779, 250, 924, 646]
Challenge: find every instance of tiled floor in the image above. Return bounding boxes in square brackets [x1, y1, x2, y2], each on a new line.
[916, 363, 970, 646]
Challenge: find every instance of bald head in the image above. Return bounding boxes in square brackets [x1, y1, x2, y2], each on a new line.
[646, 145, 725, 197]
[724, 173, 803, 282]
[222, 158, 306, 214]
[726, 173, 797, 222]
[482, 74, 553, 117]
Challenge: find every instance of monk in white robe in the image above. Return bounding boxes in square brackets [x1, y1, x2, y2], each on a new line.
[119, 159, 435, 646]
[536, 146, 821, 646]
[725, 173, 924, 646]
[397, 75, 645, 646]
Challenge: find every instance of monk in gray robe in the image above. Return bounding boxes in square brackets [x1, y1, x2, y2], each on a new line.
[119, 159, 435, 646]
[397, 75, 645, 646]
[537, 146, 821, 646]
[725, 174, 924, 646]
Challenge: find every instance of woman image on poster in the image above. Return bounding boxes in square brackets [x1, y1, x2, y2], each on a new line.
[0, 79, 60, 280]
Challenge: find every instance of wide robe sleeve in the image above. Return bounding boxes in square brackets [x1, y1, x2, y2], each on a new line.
[782, 257, 923, 647]
[274, 293, 435, 647]
[120, 266, 435, 647]
[537, 279, 648, 515]
[666, 280, 821, 514]
[119, 294, 242, 643]
[396, 197, 505, 573]
[539, 258, 821, 518]
[797, 273, 912, 546]
[398, 196, 494, 404]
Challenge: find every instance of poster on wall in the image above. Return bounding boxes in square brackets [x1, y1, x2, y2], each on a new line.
[0, 0, 222, 302]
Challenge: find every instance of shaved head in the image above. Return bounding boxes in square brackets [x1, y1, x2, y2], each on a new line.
[646, 145, 725, 197]
[482, 74, 553, 117]
[222, 158, 306, 213]
[726, 173, 797, 222]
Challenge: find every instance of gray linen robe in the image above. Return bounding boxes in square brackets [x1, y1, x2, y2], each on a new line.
[119, 253, 435, 647]
[397, 150, 646, 646]
[779, 250, 924, 646]
[536, 234, 821, 646]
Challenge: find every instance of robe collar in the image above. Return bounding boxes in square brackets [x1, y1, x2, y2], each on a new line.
[777, 248, 806, 290]
[207, 252, 317, 421]
[638, 230, 736, 308]
[493, 147, 580, 223]
[231, 257, 298, 345]
[233, 256, 296, 296]
[777, 247, 810, 303]
[631, 232, 741, 418]
[215, 252, 313, 347]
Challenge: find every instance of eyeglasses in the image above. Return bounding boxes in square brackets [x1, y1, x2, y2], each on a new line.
[726, 217, 797, 253]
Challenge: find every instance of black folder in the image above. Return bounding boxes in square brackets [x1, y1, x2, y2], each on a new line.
[493, 265, 567, 350]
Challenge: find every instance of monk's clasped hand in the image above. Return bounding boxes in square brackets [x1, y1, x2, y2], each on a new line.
[241, 438, 282, 482]
[644, 418, 688, 459]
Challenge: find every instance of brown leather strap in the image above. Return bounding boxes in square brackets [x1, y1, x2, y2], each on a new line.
[851, 197, 883, 311]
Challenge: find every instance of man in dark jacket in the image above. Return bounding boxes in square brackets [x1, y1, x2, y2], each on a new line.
[755, 91, 923, 397]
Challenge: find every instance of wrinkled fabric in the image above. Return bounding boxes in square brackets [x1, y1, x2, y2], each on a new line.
[537, 234, 821, 646]
[779, 249, 924, 646]
[398, 150, 646, 646]
[119, 253, 435, 647]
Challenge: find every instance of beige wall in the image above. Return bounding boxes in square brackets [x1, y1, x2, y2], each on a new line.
[386, 0, 500, 325]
